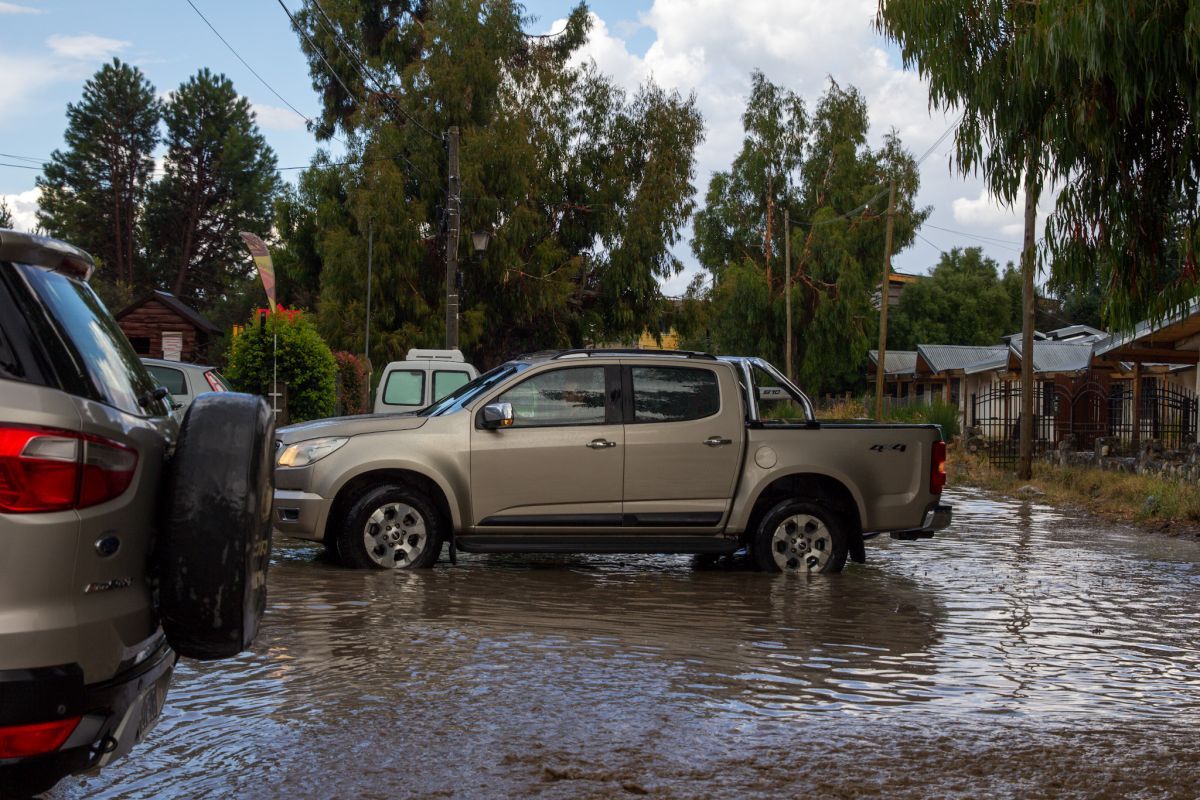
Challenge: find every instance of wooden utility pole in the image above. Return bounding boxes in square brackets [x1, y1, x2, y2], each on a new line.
[365, 218, 373, 363]
[873, 180, 897, 421]
[444, 126, 461, 349]
[784, 207, 792, 381]
[1018, 152, 1039, 480]
[1132, 361, 1143, 450]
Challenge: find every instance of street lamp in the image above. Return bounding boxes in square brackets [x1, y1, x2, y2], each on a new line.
[471, 230, 491, 254]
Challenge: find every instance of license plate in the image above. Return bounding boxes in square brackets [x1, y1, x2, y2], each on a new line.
[135, 672, 170, 743]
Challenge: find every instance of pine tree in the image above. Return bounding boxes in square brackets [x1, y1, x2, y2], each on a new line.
[36, 59, 160, 292]
[144, 69, 280, 308]
[0, 200, 13, 229]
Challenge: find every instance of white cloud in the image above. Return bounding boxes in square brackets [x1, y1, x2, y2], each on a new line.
[0, 2, 43, 13]
[252, 102, 307, 132]
[556, 2, 1031, 293]
[46, 33, 130, 61]
[1, 188, 42, 232]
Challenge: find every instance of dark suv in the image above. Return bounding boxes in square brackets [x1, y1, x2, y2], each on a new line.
[0, 230, 274, 797]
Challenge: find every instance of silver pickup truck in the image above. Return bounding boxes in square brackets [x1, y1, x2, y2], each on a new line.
[272, 349, 951, 573]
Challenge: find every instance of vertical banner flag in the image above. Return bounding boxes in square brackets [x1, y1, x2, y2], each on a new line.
[239, 232, 277, 312]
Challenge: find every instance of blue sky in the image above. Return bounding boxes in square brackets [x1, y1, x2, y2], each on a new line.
[0, 0, 1037, 294]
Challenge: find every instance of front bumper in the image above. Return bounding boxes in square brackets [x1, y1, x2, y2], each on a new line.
[271, 489, 331, 542]
[0, 638, 175, 780]
[889, 503, 953, 541]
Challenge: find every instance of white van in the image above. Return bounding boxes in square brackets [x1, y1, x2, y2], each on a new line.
[373, 348, 479, 414]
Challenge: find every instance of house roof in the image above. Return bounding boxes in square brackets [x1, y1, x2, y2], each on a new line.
[1094, 298, 1200, 365]
[116, 290, 220, 335]
[1008, 340, 1095, 374]
[867, 349, 917, 376]
[915, 344, 1008, 375]
[1046, 324, 1107, 343]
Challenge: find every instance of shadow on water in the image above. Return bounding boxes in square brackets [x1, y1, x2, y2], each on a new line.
[57, 488, 1200, 799]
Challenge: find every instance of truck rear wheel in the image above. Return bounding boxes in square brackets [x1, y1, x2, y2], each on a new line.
[337, 484, 442, 569]
[751, 498, 848, 574]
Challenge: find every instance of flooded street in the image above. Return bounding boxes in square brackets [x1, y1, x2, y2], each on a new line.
[59, 487, 1200, 798]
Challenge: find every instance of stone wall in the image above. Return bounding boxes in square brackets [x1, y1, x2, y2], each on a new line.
[1045, 435, 1200, 481]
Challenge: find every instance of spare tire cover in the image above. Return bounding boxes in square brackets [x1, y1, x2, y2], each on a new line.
[157, 392, 275, 660]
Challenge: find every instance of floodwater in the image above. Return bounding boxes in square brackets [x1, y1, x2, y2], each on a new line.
[58, 488, 1200, 798]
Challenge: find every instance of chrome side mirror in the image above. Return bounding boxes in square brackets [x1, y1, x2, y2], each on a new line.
[481, 402, 514, 429]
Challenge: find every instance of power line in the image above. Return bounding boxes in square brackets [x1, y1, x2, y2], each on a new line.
[274, 0, 429, 178]
[308, 0, 439, 141]
[923, 222, 1022, 247]
[0, 162, 40, 170]
[184, 0, 330, 139]
[914, 231, 947, 256]
[0, 152, 42, 164]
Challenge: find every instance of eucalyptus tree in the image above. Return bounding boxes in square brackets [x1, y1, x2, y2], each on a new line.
[286, 0, 703, 366]
[691, 74, 925, 395]
[37, 59, 160, 294]
[876, 0, 1050, 477]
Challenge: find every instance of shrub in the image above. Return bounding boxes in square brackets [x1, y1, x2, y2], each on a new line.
[333, 351, 370, 415]
[226, 312, 337, 423]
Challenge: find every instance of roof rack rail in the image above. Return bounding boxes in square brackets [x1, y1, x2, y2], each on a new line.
[550, 348, 717, 361]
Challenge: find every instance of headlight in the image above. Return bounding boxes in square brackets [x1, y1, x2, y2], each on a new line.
[277, 436, 349, 467]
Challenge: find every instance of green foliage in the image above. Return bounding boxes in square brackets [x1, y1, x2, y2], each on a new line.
[333, 351, 369, 415]
[689, 73, 927, 394]
[144, 69, 280, 308]
[876, 0, 1200, 330]
[225, 313, 337, 423]
[286, 0, 703, 368]
[888, 247, 1021, 349]
[36, 59, 160, 295]
[0, 200, 13, 229]
[880, 400, 960, 438]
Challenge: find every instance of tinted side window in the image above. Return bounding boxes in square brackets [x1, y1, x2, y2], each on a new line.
[632, 366, 720, 423]
[18, 264, 165, 416]
[498, 366, 606, 428]
[383, 370, 425, 406]
[433, 370, 470, 402]
[146, 365, 188, 395]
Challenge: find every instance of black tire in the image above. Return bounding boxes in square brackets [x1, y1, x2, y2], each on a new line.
[322, 536, 342, 564]
[337, 484, 442, 570]
[157, 392, 275, 660]
[750, 498, 848, 574]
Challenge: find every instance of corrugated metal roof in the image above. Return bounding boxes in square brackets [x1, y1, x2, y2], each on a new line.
[916, 344, 1008, 374]
[964, 351, 1010, 375]
[1010, 340, 1095, 373]
[1095, 298, 1200, 357]
[867, 349, 917, 376]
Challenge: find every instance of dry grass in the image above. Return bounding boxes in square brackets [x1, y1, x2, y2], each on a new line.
[950, 448, 1200, 535]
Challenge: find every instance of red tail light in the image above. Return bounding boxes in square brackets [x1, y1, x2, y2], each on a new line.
[930, 439, 947, 495]
[0, 425, 137, 513]
[0, 717, 81, 758]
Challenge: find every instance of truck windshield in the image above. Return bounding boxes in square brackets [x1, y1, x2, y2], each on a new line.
[417, 362, 528, 417]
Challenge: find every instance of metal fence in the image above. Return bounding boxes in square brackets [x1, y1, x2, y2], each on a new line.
[971, 379, 1198, 467]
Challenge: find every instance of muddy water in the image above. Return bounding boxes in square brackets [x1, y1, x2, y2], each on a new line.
[58, 488, 1200, 798]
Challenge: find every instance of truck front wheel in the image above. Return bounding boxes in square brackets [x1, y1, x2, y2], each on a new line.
[338, 484, 443, 570]
[751, 499, 848, 574]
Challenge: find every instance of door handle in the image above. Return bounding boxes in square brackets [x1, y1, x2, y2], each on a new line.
[586, 438, 617, 449]
[704, 436, 733, 447]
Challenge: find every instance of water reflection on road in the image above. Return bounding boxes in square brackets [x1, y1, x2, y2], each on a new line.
[60, 488, 1200, 798]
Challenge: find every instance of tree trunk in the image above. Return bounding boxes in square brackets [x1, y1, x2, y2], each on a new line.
[1018, 151, 1039, 480]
